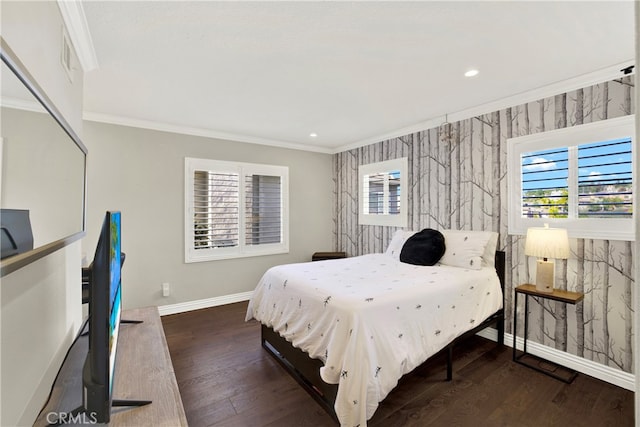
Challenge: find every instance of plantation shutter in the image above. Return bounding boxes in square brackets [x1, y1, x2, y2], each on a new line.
[186, 157, 289, 262]
[192, 170, 239, 250]
[388, 171, 401, 214]
[521, 148, 569, 218]
[244, 174, 282, 245]
[507, 115, 634, 240]
[578, 138, 632, 218]
[363, 172, 385, 214]
[363, 171, 402, 215]
[358, 158, 408, 227]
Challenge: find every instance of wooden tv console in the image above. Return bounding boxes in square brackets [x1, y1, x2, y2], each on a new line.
[34, 307, 187, 426]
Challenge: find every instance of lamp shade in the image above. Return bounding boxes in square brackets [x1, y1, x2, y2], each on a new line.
[524, 225, 570, 260]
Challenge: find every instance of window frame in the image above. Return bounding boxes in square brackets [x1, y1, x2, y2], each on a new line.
[185, 157, 289, 262]
[358, 157, 408, 227]
[507, 115, 635, 241]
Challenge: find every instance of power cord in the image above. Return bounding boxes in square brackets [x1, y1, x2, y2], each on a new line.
[34, 316, 90, 425]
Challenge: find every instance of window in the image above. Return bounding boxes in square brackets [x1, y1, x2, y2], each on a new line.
[577, 139, 632, 218]
[185, 158, 289, 262]
[359, 158, 408, 227]
[508, 115, 634, 241]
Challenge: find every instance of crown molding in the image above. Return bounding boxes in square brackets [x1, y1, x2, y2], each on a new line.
[56, 0, 98, 72]
[83, 111, 335, 154]
[335, 60, 635, 154]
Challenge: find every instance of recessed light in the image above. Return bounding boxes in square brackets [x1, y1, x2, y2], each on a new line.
[465, 69, 479, 77]
[309, 133, 318, 138]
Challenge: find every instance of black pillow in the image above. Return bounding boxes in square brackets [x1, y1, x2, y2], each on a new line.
[399, 228, 446, 266]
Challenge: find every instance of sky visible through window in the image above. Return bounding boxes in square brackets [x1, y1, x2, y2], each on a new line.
[578, 139, 632, 185]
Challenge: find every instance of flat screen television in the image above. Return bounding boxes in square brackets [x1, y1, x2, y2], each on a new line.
[78, 211, 149, 423]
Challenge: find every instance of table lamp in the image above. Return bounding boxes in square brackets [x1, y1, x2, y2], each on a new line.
[524, 224, 570, 293]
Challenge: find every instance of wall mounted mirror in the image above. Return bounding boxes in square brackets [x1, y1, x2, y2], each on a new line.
[1, 38, 87, 276]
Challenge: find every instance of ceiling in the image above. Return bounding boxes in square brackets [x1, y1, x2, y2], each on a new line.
[81, 1, 635, 153]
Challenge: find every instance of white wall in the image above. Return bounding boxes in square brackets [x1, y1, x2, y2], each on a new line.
[0, 2, 84, 425]
[83, 121, 334, 309]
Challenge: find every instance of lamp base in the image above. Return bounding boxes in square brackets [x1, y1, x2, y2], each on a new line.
[535, 259, 555, 293]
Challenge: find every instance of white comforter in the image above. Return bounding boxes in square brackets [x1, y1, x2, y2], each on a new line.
[245, 254, 503, 427]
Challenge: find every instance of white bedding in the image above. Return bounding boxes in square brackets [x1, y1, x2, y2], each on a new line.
[245, 253, 503, 426]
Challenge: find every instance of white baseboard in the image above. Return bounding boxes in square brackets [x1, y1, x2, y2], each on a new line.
[476, 328, 634, 391]
[158, 291, 253, 316]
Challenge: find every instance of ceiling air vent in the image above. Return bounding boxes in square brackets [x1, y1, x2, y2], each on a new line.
[61, 28, 74, 82]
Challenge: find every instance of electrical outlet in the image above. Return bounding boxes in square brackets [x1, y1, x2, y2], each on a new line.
[162, 282, 170, 297]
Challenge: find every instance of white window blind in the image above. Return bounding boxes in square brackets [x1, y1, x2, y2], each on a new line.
[244, 174, 282, 245]
[507, 115, 634, 241]
[521, 147, 569, 218]
[185, 158, 289, 262]
[193, 171, 239, 249]
[363, 171, 402, 215]
[577, 138, 632, 218]
[364, 172, 385, 214]
[359, 158, 408, 227]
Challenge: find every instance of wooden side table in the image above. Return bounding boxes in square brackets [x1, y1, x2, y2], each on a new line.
[513, 284, 584, 383]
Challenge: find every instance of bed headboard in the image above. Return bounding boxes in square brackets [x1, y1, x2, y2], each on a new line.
[494, 251, 506, 293]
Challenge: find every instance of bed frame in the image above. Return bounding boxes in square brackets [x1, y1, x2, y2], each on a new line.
[260, 251, 506, 423]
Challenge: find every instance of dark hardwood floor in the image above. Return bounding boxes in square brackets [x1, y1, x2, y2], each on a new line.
[162, 302, 634, 426]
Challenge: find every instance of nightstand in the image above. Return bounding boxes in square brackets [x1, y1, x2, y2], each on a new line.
[311, 251, 346, 261]
[513, 284, 584, 383]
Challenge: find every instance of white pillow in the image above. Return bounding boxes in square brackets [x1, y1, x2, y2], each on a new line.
[385, 230, 417, 260]
[482, 231, 499, 267]
[440, 229, 495, 270]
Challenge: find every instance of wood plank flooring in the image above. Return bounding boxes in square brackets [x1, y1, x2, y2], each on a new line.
[162, 302, 634, 426]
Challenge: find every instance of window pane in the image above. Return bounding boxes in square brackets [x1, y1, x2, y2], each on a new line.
[193, 171, 239, 249]
[245, 174, 282, 245]
[364, 173, 385, 214]
[521, 148, 569, 218]
[363, 171, 402, 215]
[388, 170, 401, 214]
[578, 138, 632, 218]
[358, 157, 407, 227]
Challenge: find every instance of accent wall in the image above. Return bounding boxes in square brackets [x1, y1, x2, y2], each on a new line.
[334, 75, 635, 375]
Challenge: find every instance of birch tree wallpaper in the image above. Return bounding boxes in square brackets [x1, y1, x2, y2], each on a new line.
[333, 75, 635, 374]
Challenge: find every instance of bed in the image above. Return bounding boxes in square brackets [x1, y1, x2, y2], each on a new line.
[245, 229, 505, 426]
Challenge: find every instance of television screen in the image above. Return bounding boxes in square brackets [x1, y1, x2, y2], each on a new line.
[108, 212, 122, 396]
